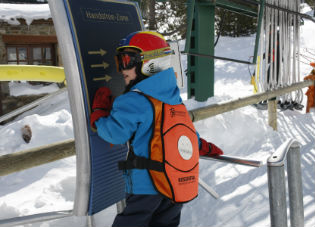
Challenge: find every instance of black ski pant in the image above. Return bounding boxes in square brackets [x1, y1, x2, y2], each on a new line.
[112, 194, 183, 227]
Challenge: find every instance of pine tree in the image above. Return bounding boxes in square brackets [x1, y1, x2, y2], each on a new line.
[215, 5, 257, 38]
[304, 0, 315, 16]
[133, 0, 257, 40]
[131, 0, 187, 40]
[155, 0, 187, 40]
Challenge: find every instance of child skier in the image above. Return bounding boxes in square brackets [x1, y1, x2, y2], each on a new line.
[90, 31, 223, 227]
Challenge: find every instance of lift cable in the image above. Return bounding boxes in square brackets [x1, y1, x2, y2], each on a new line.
[181, 52, 255, 65]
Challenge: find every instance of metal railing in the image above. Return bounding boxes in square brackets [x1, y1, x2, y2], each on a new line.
[267, 139, 304, 227]
[0, 87, 67, 124]
[0, 210, 72, 227]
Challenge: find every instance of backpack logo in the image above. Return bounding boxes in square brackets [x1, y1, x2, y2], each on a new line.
[169, 107, 185, 118]
[178, 176, 196, 184]
[178, 135, 193, 160]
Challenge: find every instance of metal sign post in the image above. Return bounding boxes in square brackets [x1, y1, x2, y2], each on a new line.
[49, 0, 143, 216]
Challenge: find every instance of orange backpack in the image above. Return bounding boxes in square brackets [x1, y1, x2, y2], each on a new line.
[119, 94, 199, 203]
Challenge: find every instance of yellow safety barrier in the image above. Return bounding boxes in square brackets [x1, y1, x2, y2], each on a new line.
[0, 65, 65, 83]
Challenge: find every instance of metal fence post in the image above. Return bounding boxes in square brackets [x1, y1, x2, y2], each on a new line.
[267, 164, 288, 227]
[267, 139, 304, 227]
[116, 199, 126, 214]
[287, 145, 304, 227]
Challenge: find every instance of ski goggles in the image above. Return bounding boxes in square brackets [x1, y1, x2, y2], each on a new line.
[115, 51, 142, 71]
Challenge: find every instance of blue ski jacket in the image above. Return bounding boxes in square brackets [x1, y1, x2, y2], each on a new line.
[95, 67, 199, 194]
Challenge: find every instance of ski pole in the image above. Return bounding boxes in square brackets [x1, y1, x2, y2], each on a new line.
[198, 178, 219, 199]
[200, 155, 262, 167]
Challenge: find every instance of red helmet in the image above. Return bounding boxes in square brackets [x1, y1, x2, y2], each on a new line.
[116, 31, 172, 76]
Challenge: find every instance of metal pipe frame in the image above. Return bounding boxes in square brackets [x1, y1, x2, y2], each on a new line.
[200, 154, 262, 167]
[267, 139, 304, 227]
[241, 0, 315, 23]
[0, 87, 67, 124]
[48, 0, 91, 216]
[0, 210, 72, 227]
[267, 163, 287, 227]
[287, 144, 304, 227]
[0, 0, 93, 224]
[116, 200, 127, 214]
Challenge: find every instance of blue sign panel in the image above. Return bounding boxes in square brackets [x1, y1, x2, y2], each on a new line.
[63, 0, 143, 215]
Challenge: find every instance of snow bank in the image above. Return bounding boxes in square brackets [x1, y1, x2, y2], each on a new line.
[300, 3, 314, 15]
[0, 90, 75, 220]
[9, 81, 59, 96]
[0, 90, 73, 156]
[0, 3, 51, 25]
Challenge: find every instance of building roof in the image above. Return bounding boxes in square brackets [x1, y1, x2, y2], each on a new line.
[0, 3, 51, 25]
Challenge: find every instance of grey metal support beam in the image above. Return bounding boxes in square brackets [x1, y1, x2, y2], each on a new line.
[49, 0, 91, 216]
[0, 210, 72, 227]
[116, 200, 126, 214]
[200, 155, 262, 167]
[216, 0, 258, 17]
[0, 88, 67, 124]
[287, 144, 304, 227]
[267, 164, 288, 227]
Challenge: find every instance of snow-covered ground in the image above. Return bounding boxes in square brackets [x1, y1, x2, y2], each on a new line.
[0, 3, 314, 227]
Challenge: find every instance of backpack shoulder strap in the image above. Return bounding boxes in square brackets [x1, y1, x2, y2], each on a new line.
[118, 91, 164, 172]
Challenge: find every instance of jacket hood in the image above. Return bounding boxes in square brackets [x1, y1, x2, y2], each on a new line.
[131, 67, 182, 105]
